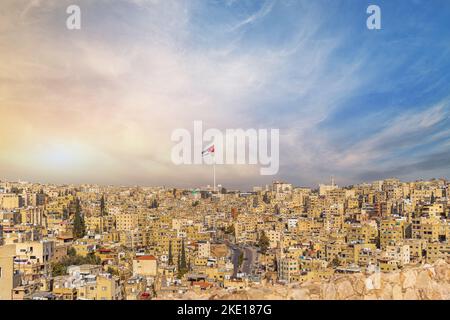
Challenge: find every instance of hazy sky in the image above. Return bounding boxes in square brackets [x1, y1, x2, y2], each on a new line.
[1, 0, 450, 189]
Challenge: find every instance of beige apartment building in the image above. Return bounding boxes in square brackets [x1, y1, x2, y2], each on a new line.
[426, 242, 450, 263]
[116, 213, 139, 231]
[1, 194, 20, 209]
[78, 274, 122, 300]
[15, 240, 55, 264]
[0, 244, 21, 300]
[197, 241, 210, 258]
[133, 255, 158, 277]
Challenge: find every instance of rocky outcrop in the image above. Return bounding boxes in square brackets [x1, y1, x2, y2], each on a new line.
[157, 259, 450, 300]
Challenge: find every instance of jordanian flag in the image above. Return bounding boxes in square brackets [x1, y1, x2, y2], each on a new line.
[202, 145, 215, 157]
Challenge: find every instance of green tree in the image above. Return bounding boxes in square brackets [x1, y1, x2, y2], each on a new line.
[73, 198, 86, 239]
[180, 239, 187, 270]
[262, 192, 270, 204]
[85, 252, 101, 265]
[168, 240, 174, 265]
[62, 208, 69, 220]
[100, 194, 106, 216]
[177, 239, 188, 278]
[51, 262, 67, 276]
[68, 247, 77, 257]
[257, 231, 270, 254]
[51, 250, 101, 277]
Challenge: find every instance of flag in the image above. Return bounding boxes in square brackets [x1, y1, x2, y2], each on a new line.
[202, 145, 215, 157]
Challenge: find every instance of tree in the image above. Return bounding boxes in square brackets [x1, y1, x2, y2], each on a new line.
[257, 231, 270, 254]
[62, 208, 69, 220]
[51, 262, 67, 277]
[68, 247, 77, 257]
[85, 252, 101, 265]
[100, 194, 106, 216]
[51, 249, 101, 277]
[168, 240, 174, 265]
[180, 239, 187, 270]
[177, 239, 188, 278]
[263, 192, 270, 204]
[73, 198, 86, 239]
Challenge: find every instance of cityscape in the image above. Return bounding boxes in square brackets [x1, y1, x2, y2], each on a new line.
[0, 177, 449, 300]
[1, 0, 450, 304]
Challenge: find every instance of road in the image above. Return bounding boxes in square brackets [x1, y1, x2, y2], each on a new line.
[225, 240, 257, 278]
[242, 246, 257, 275]
[225, 240, 240, 278]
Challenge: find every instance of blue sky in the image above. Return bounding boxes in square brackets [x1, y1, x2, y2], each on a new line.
[0, 0, 449, 188]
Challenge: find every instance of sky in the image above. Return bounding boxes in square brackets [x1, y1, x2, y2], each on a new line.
[0, 0, 450, 189]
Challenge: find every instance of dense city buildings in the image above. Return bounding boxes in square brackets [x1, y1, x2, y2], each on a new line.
[0, 177, 449, 300]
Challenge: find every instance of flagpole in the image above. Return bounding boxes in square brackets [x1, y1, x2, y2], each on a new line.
[213, 154, 216, 193]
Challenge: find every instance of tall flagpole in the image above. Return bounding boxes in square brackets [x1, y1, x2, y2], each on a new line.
[213, 153, 216, 193]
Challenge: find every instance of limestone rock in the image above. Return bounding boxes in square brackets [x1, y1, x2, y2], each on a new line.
[157, 260, 450, 300]
[322, 283, 337, 300]
[392, 284, 403, 300]
[336, 280, 354, 300]
[401, 269, 417, 289]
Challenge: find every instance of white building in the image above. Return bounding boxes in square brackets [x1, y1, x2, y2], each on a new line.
[197, 241, 210, 258]
[385, 244, 410, 266]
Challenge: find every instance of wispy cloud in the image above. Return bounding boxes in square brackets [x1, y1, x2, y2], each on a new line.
[229, 0, 276, 31]
[0, 0, 449, 188]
